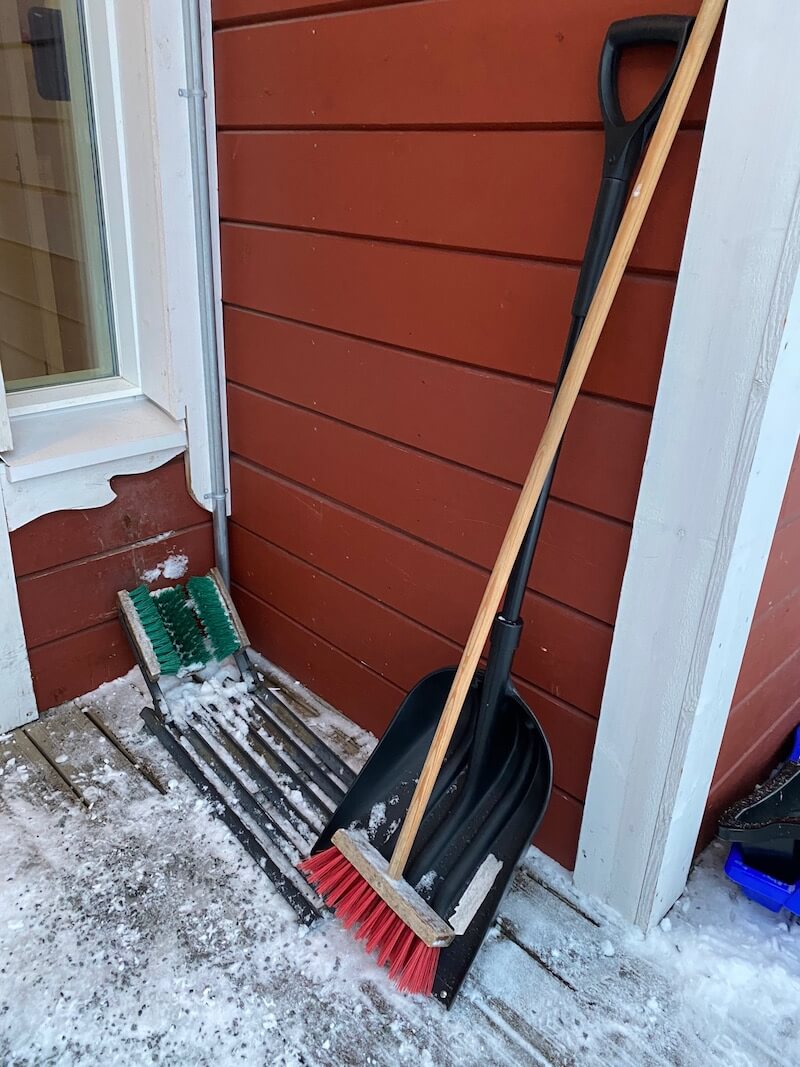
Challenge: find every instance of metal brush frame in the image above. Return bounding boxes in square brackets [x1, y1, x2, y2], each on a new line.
[119, 572, 356, 925]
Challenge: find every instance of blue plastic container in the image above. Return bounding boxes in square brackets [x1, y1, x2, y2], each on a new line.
[723, 726, 800, 915]
[725, 844, 800, 915]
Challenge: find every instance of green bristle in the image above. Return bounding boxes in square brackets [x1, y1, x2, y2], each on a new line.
[187, 575, 241, 661]
[128, 585, 182, 676]
[154, 585, 212, 668]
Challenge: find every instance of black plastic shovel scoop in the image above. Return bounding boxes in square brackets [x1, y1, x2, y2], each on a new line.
[311, 15, 694, 1005]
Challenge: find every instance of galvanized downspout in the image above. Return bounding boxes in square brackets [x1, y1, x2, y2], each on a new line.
[180, 0, 230, 586]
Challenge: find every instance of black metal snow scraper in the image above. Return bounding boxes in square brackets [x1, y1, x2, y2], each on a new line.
[298, 12, 707, 1004]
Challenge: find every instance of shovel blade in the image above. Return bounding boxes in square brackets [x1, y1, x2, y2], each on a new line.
[314, 667, 552, 1004]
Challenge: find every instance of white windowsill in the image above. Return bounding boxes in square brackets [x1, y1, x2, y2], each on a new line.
[6, 376, 141, 417]
[1, 395, 187, 483]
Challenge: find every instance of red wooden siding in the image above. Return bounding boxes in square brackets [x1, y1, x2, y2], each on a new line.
[214, 0, 708, 870]
[10, 458, 213, 711]
[702, 444, 800, 841]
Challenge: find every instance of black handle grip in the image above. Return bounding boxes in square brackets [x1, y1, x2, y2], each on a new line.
[571, 13, 694, 316]
[599, 14, 694, 176]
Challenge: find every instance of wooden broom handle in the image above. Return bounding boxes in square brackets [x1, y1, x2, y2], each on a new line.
[388, 0, 725, 882]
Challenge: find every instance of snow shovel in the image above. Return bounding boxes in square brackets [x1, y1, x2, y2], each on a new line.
[306, 13, 697, 1004]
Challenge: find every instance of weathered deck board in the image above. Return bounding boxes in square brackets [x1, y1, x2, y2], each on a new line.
[0, 727, 75, 805]
[23, 709, 154, 805]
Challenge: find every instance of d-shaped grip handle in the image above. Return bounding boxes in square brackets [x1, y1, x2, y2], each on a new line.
[571, 14, 694, 321]
[599, 14, 694, 179]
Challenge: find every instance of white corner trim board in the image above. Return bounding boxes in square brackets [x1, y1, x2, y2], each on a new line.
[575, 0, 800, 930]
[0, 486, 37, 731]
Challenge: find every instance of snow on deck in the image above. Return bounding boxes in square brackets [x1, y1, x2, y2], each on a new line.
[0, 667, 798, 1066]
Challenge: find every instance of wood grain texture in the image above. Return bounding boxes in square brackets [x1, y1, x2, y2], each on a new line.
[232, 575, 596, 802]
[333, 828, 455, 945]
[212, 0, 419, 24]
[714, 647, 800, 785]
[732, 585, 800, 702]
[533, 788, 583, 871]
[230, 521, 611, 717]
[777, 446, 800, 527]
[10, 457, 205, 576]
[750, 515, 800, 616]
[24, 711, 148, 805]
[225, 309, 651, 523]
[229, 457, 628, 626]
[218, 130, 700, 271]
[221, 224, 676, 408]
[213, 0, 712, 128]
[26, 620, 134, 712]
[227, 383, 645, 535]
[17, 523, 213, 649]
[11, 459, 213, 711]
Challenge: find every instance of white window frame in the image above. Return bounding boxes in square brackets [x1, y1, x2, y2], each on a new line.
[0, 0, 226, 530]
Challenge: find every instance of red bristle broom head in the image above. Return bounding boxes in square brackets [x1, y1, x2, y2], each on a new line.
[298, 846, 441, 997]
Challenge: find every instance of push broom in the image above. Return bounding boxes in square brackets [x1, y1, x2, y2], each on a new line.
[300, 0, 726, 995]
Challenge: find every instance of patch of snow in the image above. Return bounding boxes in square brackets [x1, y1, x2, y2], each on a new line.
[368, 801, 386, 835]
[415, 870, 437, 893]
[139, 552, 189, 584]
[4, 667, 798, 1066]
[630, 839, 800, 1049]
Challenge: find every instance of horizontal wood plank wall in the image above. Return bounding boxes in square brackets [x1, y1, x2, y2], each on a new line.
[9, 458, 213, 711]
[702, 444, 800, 842]
[213, 0, 709, 870]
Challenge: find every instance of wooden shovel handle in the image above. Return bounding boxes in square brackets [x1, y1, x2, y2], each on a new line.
[388, 0, 726, 882]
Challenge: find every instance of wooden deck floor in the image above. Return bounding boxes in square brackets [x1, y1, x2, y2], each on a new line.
[0, 667, 789, 1067]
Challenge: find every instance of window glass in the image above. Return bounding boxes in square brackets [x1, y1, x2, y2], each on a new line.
[0, 2, 115, 392]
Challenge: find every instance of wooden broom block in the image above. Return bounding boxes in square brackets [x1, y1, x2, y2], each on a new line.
[387, 0, 727, 882]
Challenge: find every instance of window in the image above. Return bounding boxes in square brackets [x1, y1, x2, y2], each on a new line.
[0, 2, 116, 395]
[0, 1, 225, 533]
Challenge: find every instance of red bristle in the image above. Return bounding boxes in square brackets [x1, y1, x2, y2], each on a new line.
[323, 866, 362, 906]
[359, 902, 394, 953]
[297, 846, 341, 881]
[396, 940, 440, 997]
[335, 878, 371, 914]
[338, 884, 377, 928]
[388, 926, 417, 981]
[317, 854, 352, 885]
[340, 885, 379, 929]
[354, 899, 385, 942]
[375, 912, 407, 968]
[298, 845, 441, 997]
